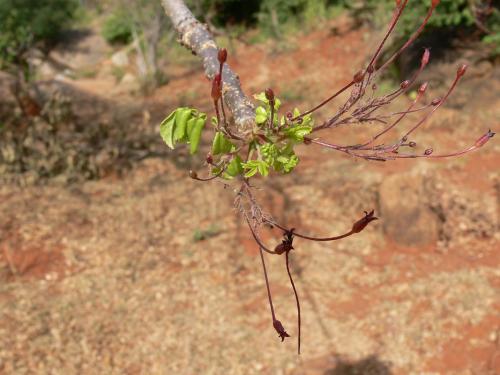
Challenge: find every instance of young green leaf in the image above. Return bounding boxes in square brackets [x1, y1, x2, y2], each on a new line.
[159, 110, 177, 149]
[212, 132, 235, 155]
[255, 106, 267, 125]
[243, 160, 270, 178]
[189, 115, 206, 155]
[186, 117, 197, 139]
[225, 155, 244, 178]
[174, 108, 192, 141]
[254, 92, 268, 104]
[285, 123, 313, 141]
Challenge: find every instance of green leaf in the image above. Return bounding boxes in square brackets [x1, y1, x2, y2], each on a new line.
[285, 123, 313, 141]
[242, 160, 269, 178]
[244, 167, 258, 178]
[188, 115, 206, 155]
[281, 154, 299, 173]
[255, 106, 267, 124]
[174, 108, 192, 142]
[274, 98, 281, 110]
[260, 143, 278, 164]
[211, 132, 235, 155]
[254, 92, 268, 104]
[225, 155, 243, 178]
[159, 110, 177, 149]
[186, 117, 197, 139]
[257, 161, 269, 176]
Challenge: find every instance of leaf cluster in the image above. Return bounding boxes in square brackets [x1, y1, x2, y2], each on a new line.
[159, 91, 313, 181]
[159, 107, 207, 155]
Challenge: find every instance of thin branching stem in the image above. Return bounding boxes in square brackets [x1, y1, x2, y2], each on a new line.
[285, 251, 301, 355]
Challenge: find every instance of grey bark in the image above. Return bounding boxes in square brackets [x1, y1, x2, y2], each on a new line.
[160, 0, 255, 137]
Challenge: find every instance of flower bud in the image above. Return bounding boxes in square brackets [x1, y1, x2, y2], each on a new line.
[475, 129, 495, 148]
[367, 65, 374, 74]
[421, 49, 430, 66]
[353, 70, 365, 83]
[217, 48, 227, 64]
[424, 148, 433, 155]
[431, 97, 441, 106]
[400, 80, 410, 89]
[457, 64, 468, 78]
[265, 88, 275, 102]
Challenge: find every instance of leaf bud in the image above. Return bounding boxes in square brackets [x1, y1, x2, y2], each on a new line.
[424, 148, 433, 155]
[217, 48, 227, 64]
[265, 88, 275, 102]
[409, 141, 417, 148]
[367, 65, 374, 74]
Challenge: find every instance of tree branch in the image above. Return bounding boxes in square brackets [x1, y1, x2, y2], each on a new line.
[160, 0, 255, 137]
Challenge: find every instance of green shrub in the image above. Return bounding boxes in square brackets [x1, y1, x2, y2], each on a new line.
[102, 10, 133, 45]
[0, 0, 79, 68]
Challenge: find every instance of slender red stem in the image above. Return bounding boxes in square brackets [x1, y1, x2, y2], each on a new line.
[259, 247, 276, 321]
[268, 218, 355, 242]
[402, 72, 463, 139]
[291, 81, 355, 121]
[378, 5, 436, 73]
[285, 251, 301, 355]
